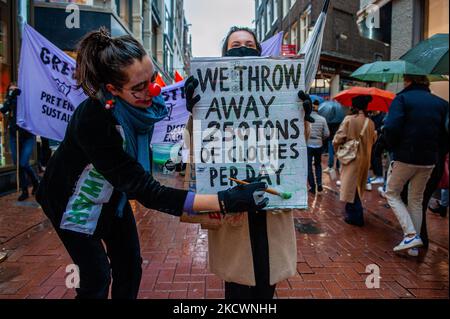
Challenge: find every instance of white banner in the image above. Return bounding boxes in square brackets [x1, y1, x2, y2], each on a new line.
[152, 80, 190, 144]
[191, 57, 308, 209]
[17, 24, 87, 141]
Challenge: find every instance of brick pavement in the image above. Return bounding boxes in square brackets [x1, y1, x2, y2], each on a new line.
[0, 171, 448, 299]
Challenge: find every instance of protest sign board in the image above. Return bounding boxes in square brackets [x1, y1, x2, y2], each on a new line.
[191, 57, 308, 209]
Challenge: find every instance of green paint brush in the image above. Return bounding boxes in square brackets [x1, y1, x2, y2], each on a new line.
[228, 178, 292, 200]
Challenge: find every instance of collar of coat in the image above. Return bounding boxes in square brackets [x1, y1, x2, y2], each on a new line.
[398, 84, 431, 95]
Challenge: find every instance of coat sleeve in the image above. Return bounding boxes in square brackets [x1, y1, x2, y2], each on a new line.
[383, 95, 405, 148]
[332, 118, 349, 151]
[72, 106, 188, 216]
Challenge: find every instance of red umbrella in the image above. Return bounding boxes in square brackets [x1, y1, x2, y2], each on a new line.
[334, 87, 396, 112]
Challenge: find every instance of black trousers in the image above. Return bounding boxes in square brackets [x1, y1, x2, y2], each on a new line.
[224, 211, 276, 299]
[421, 152, 447, 247]
[307, 147, 323, 190]
[49, 203, 142, 299]
[371, 145, 384, 177]
[345, 192, 364, 224]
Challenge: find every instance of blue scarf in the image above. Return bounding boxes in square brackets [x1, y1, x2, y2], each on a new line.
[101, 91, 169, 217]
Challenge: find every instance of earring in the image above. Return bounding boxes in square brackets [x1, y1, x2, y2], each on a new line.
[105, 99, 115, 110]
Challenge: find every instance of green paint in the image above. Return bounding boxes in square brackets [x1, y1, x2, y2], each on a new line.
[66, 211, 89, 225]
[280, 192, 292, 200]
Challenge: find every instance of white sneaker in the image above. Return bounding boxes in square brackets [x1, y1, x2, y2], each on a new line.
[366, 183, 372, 191]
[370, 177, 384, 185]
[377, 186, 386, 198]
[336, 180, 341, 186]
[407, 248, 419, 257]
[393, 235, 423, 252]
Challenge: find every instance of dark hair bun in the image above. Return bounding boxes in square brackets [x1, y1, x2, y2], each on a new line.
[352, 95, 373, 110]
[95, 27, 112, 47]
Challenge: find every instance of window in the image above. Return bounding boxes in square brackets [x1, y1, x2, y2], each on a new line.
[164, 0, 173, 41]
[283, 0, 290, 17]
[261, 11, 266, 36]
[164, 41, 173, 75]
[273, 0, 279, 24]
[300, 9, 310, 48]
[283, 30, 289, 44]
[290, 22, 298, 49]
[117, 0, 132, 31]
[258, 21, 262, 41]
[266, 1, 272, 30]
[0, 1, 12, 169]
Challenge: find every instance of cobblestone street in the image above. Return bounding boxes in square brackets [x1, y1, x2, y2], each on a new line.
[0, 169, 448, 299]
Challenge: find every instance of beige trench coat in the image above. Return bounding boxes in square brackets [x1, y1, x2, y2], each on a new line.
[332, 113, 377, 203]
[180, 116, 310, 286]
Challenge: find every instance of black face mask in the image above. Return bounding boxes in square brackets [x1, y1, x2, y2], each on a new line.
[225, 46, 260, 57]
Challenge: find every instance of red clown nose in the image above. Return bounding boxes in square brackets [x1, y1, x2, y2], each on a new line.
[148, 83, 162, 97]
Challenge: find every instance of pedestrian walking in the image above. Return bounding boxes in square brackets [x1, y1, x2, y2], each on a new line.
[307, 100, 330, 194]
[333, 95, 377, 227]
[383, 74, 448, 254]
[0, 83, 40, 201]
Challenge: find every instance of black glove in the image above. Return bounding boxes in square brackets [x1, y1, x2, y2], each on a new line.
[217, 182, 269, 215]
[164, 159, 184, 172]
[185, 76, 201, 113]
[298, 90, 315, 123]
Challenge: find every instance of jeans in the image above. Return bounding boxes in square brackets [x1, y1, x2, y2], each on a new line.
[386, 161, 434, 236]
[345, 192, 364, 224]
[307, 147, 323, 190]
[50, 202, 142, 299]
[441, 189, 449, 207]
[10, 132, 39, 191]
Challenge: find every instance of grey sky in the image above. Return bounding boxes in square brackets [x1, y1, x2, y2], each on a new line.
[184, 0, 255, 57]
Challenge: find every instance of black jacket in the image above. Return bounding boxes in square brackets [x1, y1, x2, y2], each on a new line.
[383, 84, 449, 166]
[36, 97, 188, 227]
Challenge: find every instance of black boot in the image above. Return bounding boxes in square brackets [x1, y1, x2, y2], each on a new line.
[18, 189, 29, 201]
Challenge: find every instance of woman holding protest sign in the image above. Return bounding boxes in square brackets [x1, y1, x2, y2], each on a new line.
[182, 26, 312, 299]
[36, 28, 269, 299]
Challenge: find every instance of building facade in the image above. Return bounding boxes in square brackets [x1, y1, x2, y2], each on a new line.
[255, 0, 390, 98]
[0, 0, 192, 193]
[31, 0, 191, 82]
[358, 0, 449, 100]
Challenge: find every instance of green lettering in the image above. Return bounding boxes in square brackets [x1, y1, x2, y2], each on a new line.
[80, 179, 103, 198]
[66, 211, 90, 225]
[88, 168, 105, 180]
